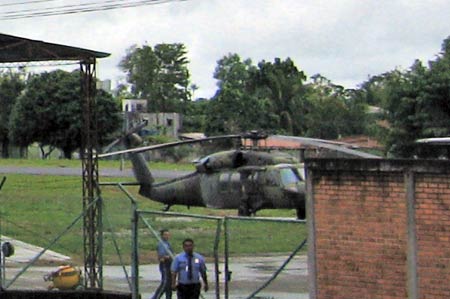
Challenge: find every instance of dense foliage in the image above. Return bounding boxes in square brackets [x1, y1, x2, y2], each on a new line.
[8, 70, 121, 159]
[119, 43, 191, 113]
[3, 37, 450, 159]
[203, 54, 367, 138]
[0, 71, 25, 158]
[357, 37, 450, 157]
[303, 75, 367, 139]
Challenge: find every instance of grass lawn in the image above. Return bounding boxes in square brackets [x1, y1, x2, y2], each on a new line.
[0, 159, 307, 265]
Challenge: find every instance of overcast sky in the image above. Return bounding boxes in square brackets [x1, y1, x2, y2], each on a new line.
[1, 0, 450, 99]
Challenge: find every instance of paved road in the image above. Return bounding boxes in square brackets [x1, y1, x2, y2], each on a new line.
[4, 254, 309, 299]
[0, 166, 191, 179]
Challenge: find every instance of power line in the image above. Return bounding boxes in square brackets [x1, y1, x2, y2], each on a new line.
[2, 0, 151, 15]
[0, 0, 175, 16]
[0, 0, 59, 8]
[0, 0, 182, 20]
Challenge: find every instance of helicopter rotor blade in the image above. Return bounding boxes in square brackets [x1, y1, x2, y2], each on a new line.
[98, 134, 242, 158]
[102, 120, 149, 154]
[273, 135, 381, 159]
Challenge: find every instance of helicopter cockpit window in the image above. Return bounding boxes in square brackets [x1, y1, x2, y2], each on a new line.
[230, 173, 241, 188]
[219, 173, 230, 192]
[279, 168, 300, 186]
[296, 167, 305, 181]
[219, 173, 241, 193]
[250, 172, 259, 183]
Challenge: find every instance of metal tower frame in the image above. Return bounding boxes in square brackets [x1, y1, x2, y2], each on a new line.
[0, 33, 110, 290]
[80, 59, 103, 289]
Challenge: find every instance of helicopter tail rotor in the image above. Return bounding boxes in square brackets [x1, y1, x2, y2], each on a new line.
[102, 120, 148, 154]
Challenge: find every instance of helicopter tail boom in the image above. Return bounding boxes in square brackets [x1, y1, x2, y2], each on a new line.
[125, 134, 154, 190]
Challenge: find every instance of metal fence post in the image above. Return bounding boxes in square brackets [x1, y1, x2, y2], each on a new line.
[131, 203, 139, 299]
[224, 217, 229, 299]
[214, 219, 223, 299]
[0, 176, 6, 288]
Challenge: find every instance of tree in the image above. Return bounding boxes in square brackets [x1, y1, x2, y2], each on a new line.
[380, 62, 427, 157]
[366, 37, 450, 158]
[252, 58, 308, 135]
[419, 37, 450, 138]
[0, 71, 25, 158]
[9, 70, 121, 159]
[182, 98, 209, 132]
[119, 43, 191, 113]
[205, 54, 278, 135]
[369, 40, 450, 158]
[205, 54, 310, 136]
[303, 74, 369, 139]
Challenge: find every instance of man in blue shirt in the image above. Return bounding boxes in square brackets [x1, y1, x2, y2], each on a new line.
[152, 229, 174, 299]
[171, 238, 208, 299]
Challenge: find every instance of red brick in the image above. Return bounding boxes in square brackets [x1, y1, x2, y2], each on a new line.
[312, 170, 450, 299]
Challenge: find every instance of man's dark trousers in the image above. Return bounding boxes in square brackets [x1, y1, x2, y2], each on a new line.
[176, 283, 201, 299]
[152, 261, 172, 299]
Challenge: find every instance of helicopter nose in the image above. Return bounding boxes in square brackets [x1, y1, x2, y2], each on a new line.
[283, 182, 306, 205]
[283, 182, 301, 193]
[284, 186, 298, 193]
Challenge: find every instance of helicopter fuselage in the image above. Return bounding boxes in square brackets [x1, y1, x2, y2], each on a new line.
[139, 163, 306, 218]
[102, 128, 379, 220]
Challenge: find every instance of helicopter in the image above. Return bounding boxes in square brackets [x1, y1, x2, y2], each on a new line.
[99, 124, 380, 219]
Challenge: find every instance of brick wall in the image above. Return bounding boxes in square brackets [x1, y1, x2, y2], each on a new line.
[306, 159, 450, 299]
[415, 173, 450, 298]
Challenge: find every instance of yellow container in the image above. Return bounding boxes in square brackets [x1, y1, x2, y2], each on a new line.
[51, 265, 81, 290]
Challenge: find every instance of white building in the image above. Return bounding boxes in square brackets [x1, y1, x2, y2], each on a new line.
[121, 99, 181, 138]
[122, 99, 147, 112]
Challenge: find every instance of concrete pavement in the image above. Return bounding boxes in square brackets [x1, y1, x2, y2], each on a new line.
[1, 236, 70, 264]
[1, 236, 308, 298]
[3, 253, 309, 299]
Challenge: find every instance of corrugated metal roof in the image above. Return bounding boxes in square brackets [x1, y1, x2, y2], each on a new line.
[0, 33, 110, 63]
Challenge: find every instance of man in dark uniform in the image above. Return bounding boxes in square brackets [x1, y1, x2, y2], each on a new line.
[171, 238, 208, 299]
[152, 229, 173, 299]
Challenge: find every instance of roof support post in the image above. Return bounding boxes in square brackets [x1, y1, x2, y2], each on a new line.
[80, 59, 103, 289]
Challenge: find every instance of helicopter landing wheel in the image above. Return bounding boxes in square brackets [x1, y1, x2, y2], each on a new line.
[296, 207, 306, 220]
[238, 206, 252, 217]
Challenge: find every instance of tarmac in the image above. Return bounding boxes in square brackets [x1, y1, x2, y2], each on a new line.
[1, 236, 71, 264]
[1, 237, 309, 299]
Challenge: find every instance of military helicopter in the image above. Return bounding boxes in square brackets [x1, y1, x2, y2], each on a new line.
[99, 123, 380, 219]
